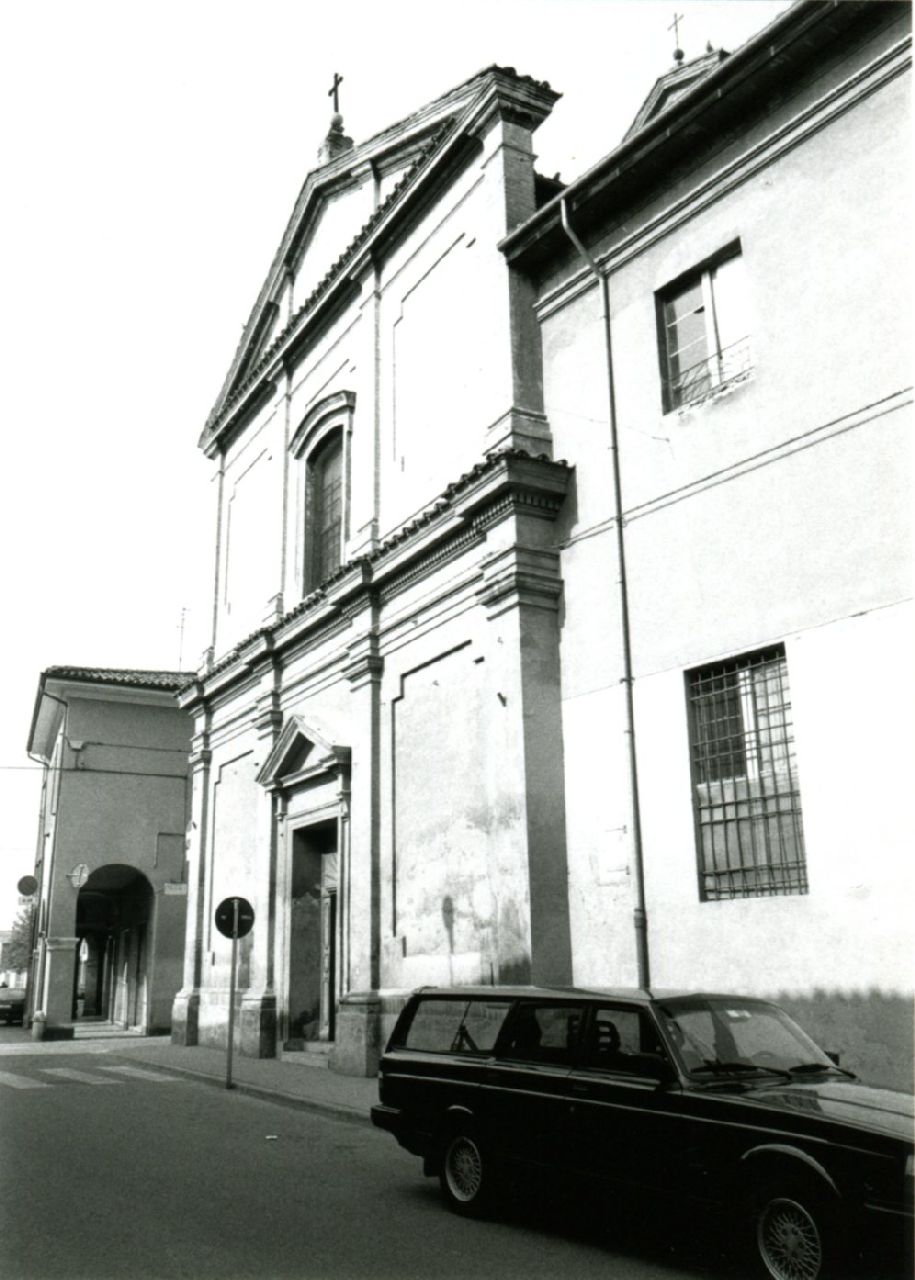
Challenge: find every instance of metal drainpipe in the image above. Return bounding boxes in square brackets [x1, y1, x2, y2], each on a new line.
[559, 196, 650, 990]
[26, 690, 70, 1020]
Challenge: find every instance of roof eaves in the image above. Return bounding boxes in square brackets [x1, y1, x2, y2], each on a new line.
[500, 0, 849, 264]
[42, 666, 190, 691]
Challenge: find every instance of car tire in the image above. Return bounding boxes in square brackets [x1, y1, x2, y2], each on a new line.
[750, 1176, 844, 1280]
[439, 1125, 494, 1216]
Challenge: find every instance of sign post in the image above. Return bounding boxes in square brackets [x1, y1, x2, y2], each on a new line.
[214, 896, 255, 1091]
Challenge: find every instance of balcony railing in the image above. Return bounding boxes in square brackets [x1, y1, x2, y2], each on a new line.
[670, 335, 752, 409]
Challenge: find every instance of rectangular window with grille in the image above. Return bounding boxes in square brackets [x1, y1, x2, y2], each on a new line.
[686, 646, 807, 901]
[658, 245, 751, 412]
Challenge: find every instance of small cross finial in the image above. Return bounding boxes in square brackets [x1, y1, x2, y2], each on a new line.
[328, 72, 343, 114]
[668, 11, 685, 63]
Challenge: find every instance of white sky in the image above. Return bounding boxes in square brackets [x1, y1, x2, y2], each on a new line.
[0, 0, 791, 930]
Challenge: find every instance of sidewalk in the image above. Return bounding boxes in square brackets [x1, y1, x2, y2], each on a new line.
[116, 1036, 378, 1125]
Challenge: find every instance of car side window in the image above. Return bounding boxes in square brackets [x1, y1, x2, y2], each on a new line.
[498, 1002, 583, 1066]
[403, 999, 466, 1052]
[401, 998, 513, 1054]
[581, 1006, 669, 1078]
[460, 1000, 512, 1053]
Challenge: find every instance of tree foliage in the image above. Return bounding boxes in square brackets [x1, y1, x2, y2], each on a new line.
[4, 900, 36, 973]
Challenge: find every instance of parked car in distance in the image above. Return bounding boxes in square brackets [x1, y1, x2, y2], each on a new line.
[0, 984, 26, 1025]
[372, 986, 914, 1280]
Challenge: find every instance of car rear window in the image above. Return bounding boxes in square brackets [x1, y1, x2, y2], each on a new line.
[402, 998, 513, 1054]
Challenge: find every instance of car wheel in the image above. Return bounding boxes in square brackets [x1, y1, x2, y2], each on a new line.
[439, 1126, 493, 1216]
[752, 1179, 840, 1280]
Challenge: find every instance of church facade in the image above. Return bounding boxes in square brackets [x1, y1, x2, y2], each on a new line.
[175, 1, 912, 1085]
[174, 66, 574, 1071]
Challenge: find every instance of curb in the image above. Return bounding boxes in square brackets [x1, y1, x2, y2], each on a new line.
[132, 1056, 374, 1127]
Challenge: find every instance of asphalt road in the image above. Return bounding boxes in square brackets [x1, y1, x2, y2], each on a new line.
[0, 1034, 748, 1280]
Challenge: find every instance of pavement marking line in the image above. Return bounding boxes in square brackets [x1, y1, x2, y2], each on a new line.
[97, 1065, 181, 1082]
[39, 1068, 124, 1085]
[0, 1069, 52, 1090]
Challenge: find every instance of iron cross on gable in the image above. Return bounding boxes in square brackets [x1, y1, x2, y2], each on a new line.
[670, 11, 685, 63]
[328, 72, 343, 113]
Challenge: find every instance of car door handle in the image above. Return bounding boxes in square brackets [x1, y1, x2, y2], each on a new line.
[570, 1081, 589, 1096]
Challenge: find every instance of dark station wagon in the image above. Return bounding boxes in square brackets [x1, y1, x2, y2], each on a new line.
[372, 986, 914, 1280]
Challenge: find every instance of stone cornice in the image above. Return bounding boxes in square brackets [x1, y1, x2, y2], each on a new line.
[477, 545, 563, 618]
[184, 449, 570, 708]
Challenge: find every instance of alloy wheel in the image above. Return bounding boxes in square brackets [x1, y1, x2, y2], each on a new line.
[445, 1134, 484, 1204]
[757, 1195, 824, 1280]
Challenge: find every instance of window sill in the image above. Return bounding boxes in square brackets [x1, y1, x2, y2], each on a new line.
[666, 367, 755, 419]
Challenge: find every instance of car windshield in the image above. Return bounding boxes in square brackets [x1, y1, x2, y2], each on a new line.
[657, 997, 836, 1078]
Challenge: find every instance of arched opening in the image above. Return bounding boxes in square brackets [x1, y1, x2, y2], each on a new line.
[75, 865, 154, 1028]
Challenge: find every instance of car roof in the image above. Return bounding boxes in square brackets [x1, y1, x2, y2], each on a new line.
[408, 985, 711, 1004]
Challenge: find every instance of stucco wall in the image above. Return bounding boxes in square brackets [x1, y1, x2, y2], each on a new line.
[538, 32, 912, 1086]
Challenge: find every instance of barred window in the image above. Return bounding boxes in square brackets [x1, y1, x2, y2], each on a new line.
[687, 646, 807, 901]
[658, 246, 751, 412]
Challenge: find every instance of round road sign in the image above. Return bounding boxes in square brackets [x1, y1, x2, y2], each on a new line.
[214, 896, 255, 939]
[17, 875, 38, 896]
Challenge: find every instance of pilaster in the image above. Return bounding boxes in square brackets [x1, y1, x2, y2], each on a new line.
[241, 660, 284, 1056]
[474, 109, 553, 458]
[348, 262, 381, 558]
[479, 542, 572, 985]
[171, 727, 211, 1045]
[42, 936, 78, 1029]
[341, 627, 383, 995]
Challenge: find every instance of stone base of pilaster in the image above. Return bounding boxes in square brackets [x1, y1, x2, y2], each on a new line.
[330, 991, 383, 1076]
[171, 989, 200, 1045]
[237, 993, 277, 1058]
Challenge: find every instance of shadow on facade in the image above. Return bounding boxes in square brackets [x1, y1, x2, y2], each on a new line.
[776, 988, 914, 1094]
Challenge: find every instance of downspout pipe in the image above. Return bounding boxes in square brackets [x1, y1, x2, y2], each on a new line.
[26, 689, 70, 1025]
[559, 197, 650, 989]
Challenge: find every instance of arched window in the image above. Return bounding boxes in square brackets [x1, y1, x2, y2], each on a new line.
[289, 391, 355, 597]
[307, 432, 344, 589]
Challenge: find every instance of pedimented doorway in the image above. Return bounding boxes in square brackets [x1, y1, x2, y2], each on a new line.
[256, 712, 351, 1056]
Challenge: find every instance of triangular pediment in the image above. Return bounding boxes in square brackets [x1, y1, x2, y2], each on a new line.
[624, 49, 727, 141]
[256, 714, 350, 788]
[200, 66, 560, 452]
